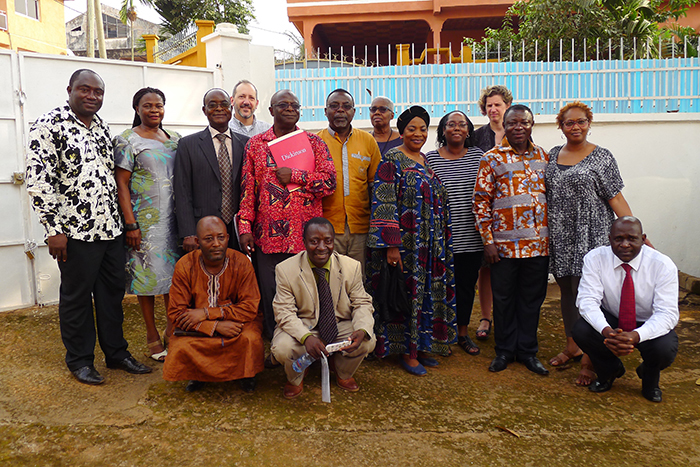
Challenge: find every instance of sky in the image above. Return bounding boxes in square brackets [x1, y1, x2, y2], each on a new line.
[64, 0, 300, 54]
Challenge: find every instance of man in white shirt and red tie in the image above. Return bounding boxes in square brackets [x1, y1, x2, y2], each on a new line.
[573, 216, 679, 402]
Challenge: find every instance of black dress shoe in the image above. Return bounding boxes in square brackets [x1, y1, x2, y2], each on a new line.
[589, 365, 626, 393]
[519, 356, 549, 375]
[642, 387, 662, 403]
[264, 354, 281, 369]
[239, 377, 256, 393]
[106, 356, 153, 374]
[488, 355, 512, 372]
[71, 365, 105, 385]
[185, 380, 205, 392]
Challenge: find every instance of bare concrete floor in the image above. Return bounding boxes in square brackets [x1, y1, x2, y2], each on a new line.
[1, 283, 699, 466]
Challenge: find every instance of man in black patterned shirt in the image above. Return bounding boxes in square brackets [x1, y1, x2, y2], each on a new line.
[26, 69, 152, 385]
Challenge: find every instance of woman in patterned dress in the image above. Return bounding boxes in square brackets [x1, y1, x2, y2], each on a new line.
[114, 87, 181, 362]
[546, 101, 638, 385]
[367, 106, 457, 376]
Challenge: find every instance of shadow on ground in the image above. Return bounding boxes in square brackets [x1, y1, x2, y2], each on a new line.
[1, 284, 699, 466]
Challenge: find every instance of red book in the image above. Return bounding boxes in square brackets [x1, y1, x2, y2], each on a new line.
[267, 129, 315, 191]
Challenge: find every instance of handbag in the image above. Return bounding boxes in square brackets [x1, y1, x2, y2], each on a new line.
[373, 258, 412, 324]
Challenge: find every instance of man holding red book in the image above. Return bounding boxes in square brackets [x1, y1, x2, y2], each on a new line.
[238, 90, 337, 342]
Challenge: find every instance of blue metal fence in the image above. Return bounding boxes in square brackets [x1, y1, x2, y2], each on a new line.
[275, 58, 700, 122]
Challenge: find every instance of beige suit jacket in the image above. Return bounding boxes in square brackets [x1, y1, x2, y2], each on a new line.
[272, 251, 375, 343]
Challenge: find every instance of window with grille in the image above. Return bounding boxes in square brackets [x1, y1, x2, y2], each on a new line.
[103, 14, 128, 39]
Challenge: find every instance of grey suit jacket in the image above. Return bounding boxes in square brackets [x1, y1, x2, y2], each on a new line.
[174, 127, 249, 239]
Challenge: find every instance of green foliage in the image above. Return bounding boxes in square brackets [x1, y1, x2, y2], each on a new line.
[467, 0, 698, 60]
[152, 0, 255, 36]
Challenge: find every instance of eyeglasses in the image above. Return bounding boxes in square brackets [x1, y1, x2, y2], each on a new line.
[273, 102, 301, 110]
[369, 106, 391, 114]
[445, 122, 468, 129]
[562, 118, 589, 129]
[327, 103, 354, 111]
[504, 120, 533, 129]
[206, 101, 231, 110]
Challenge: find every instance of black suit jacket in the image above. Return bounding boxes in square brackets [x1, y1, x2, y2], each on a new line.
[174, 127, 249, 239]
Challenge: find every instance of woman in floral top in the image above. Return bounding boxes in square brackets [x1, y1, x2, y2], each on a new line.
[114, 87, 181, 362]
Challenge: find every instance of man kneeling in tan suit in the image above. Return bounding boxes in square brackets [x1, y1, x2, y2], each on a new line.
[271, 217, 376, 399]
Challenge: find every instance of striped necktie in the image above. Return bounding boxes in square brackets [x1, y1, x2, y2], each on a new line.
[215, 133, 233, 224]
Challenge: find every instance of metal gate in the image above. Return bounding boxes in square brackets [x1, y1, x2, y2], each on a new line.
[0, 50, 216, 311]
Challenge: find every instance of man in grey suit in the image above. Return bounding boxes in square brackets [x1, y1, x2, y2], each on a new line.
[175, 88, 248, 252]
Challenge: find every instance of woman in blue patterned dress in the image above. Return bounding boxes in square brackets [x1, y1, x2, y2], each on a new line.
[367, 106, 457, 376]
[114, 87, 181, 362]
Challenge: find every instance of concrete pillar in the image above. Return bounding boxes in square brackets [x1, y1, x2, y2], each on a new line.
[202, 23, 275, 124]
[143, 34, 159, 63]
[396, 44, 411, 66]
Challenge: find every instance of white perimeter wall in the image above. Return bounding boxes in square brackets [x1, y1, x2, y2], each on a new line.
[0, 28, 274, 311]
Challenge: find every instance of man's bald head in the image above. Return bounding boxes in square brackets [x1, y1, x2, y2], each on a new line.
[610, 216, 646, 263]
[196, 216, 227, 237]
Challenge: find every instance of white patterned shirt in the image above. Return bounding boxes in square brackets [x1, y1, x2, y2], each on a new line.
[26, 105, 123, 241]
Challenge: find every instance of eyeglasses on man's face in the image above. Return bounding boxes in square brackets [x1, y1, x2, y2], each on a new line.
[206, 101, 231, 110]
[504, 120, 533, 129]
[327, 103, 354, 111]
[273, 102, 301, 111]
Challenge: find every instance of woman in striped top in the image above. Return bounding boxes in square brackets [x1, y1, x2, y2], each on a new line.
[426, 111, 485, 356]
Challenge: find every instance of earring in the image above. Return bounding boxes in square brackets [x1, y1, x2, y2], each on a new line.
[560, 134, 565, 140]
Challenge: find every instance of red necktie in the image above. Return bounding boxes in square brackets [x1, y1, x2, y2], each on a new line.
[618, 264, 636, 332]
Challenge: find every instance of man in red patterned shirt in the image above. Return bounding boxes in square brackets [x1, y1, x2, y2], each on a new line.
[238, 89, 336, 342]
[473, 104, 550, 376]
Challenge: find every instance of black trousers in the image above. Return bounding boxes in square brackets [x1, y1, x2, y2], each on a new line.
[454, 251, 483, 327]
[254, 251, 294, 341]
[572, 310, 678, 389]
[490, 256, 549, 359]
[57, 237, 131, 371]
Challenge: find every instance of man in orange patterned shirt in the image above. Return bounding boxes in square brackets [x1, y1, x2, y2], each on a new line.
[473, 104, 550, 376]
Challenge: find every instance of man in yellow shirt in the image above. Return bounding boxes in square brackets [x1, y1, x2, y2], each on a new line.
[318, 89, 381, 272]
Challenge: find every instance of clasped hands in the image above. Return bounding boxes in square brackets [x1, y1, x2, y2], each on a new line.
[176, 308, 242, 338]
[602, 326, 640, 357]
[304, 330, 365, 360]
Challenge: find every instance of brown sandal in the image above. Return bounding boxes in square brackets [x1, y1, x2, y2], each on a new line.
[549, 349, 583, 368]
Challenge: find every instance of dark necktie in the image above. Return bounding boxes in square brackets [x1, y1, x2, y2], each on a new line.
[215, 133, 234, 224]
[313, 267, 338, 345]
[618, 264, 636, 332]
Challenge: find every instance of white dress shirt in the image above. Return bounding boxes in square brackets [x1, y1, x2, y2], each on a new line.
[208, 126, 233, 163]
[576, 245, 679, 343]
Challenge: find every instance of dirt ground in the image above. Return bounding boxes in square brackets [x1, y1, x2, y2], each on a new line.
[1, 283, 699, 466]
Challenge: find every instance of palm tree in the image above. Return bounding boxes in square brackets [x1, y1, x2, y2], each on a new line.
[120, 0, 153, 61]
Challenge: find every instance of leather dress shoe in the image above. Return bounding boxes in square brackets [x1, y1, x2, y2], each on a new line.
[106, 356, 153, 374]
[185, 380, 205, 392]
[264, 354, 281, 369]
[71, 365, 104, 385]
[642, 387, 663, 403]
[283, 381, 303, 399]
[336, 376, 360, 392]
[589, 365, 626, 393]
[519, 356, 549, 376]
[488, 355, 513, 372]
[239, 377, 256, 393]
